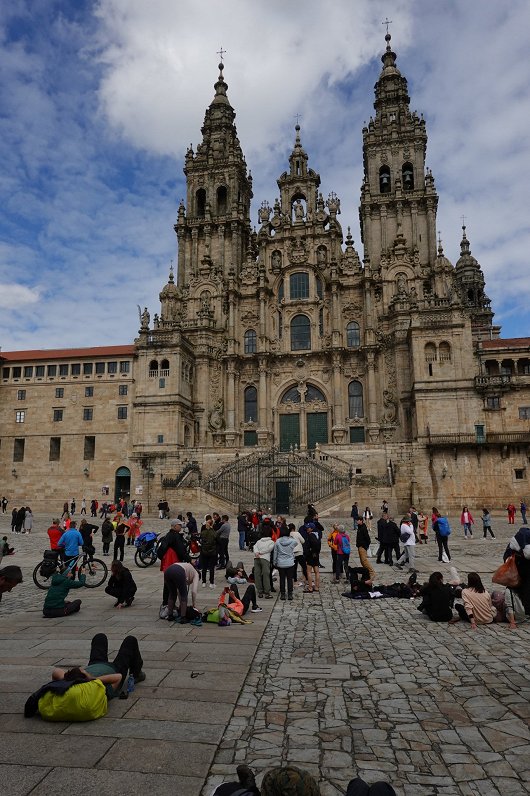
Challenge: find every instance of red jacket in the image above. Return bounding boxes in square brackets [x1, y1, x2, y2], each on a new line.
[47, 526, 62, 550]
[460, 511, 474, 525]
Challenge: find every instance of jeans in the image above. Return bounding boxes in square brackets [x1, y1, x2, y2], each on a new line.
[238, 531, 246, 551]
[43, 599, 81, 618]
[397, 545, 415, 569]
[217, 538, 229, 567]
[278, 566, 294, 598]
[88, 633, 143, 685]
[463, 522, 473, 537]
[201, 553, 216, 584]
[436, 533, 451, 561]
[114, 536, 125, 561]
[254, 557, 271, 596]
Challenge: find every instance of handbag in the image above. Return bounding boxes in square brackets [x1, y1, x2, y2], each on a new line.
[492, 554, 521, 588]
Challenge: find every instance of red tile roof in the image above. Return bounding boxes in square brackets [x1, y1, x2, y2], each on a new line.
[480, 338, 530, 351]
[0, 345, 136, 362]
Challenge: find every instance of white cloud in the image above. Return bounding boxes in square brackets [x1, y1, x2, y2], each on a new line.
[0, 283, 40, 308]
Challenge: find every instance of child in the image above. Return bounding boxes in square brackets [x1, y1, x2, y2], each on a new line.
[481, 508, 495, 538]
[1, 536, 15, 557]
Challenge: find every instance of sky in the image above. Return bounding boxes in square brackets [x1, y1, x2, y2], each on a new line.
[1, 0, 529, 351]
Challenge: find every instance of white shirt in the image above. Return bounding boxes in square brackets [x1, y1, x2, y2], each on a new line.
[400, 522, 415, 546]
[289, 530, 305, 556]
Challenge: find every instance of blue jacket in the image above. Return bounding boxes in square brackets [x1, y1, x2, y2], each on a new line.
[273, 536, 297, 568]
[58, 529, 84, 556]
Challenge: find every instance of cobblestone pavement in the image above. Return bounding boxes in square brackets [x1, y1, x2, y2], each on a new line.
[1, 511, 529, 795]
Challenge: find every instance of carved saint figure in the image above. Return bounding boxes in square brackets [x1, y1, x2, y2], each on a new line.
[382, 389, 398, 424]
[208, 399, 225, 431]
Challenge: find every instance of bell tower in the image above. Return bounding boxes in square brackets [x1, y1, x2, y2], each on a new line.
[174, 62, 253, 286]
[359, 33, 438, 272]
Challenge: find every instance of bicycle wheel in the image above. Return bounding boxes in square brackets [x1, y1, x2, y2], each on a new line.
[134, 548, 149, 568]
[83, 558, 108, 588]
[32, 562, 53, 590]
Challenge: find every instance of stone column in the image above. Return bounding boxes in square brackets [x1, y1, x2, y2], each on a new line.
[191, 228, 199, 277]
[331, 353, 346, 443]
[257, 358, 270, 446]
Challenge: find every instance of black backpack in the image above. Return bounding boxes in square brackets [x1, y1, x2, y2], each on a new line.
[156, 534, 170, 561]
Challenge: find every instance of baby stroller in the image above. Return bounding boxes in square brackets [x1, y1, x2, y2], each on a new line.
[134, 531, 159, 568]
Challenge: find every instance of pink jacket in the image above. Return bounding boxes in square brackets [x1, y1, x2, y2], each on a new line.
[460, 511, 474, 525]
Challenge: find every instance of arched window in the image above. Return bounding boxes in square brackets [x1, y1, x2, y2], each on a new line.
[438, 342, 451, 363]
[281, 386, 301, 403]
[379, 165, 391, 194]
[160, 359, 170, 375]
[348, 381, 364, 418]
[196, 188, 206, 217]
[424, 343, 437, 363]
[290, 272, 309, 300]
[402, 162, 414, 191]
[244, 386, 258, 423]
[306, 385, 326, 402]
[290, 314, 311, 351]
[149, 359, 159, 377]
[244, 329, 257, 354]
[346, 321, 360, 348]
[217, 186, 227, 215]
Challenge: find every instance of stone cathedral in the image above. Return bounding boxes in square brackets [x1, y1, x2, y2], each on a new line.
[2, 35, 529, 514]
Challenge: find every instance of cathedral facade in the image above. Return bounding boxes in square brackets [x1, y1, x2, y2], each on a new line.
[2, 36, 530, 514]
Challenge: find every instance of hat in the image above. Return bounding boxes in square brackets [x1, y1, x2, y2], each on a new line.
[305, 522, 316, 530]
[0, 565, 23, 583]
[170, 518, 184, 528]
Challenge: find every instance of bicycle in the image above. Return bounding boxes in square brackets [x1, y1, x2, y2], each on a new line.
[134, 532, 161, 568]
[33, 548, 108, 590]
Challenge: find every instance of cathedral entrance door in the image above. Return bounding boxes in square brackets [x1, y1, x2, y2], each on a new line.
[275, 481, 290, 514]
[307, 412, 328, 449]
[280, 414, 300, 451]
[115, 466, 131, 503]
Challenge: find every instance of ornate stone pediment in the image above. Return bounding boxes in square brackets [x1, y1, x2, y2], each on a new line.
[342, 301, 362, 320]
[288, 238, 307, 264]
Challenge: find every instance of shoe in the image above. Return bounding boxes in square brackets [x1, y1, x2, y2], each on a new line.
[133, 671, 146, 683]
[237, 765, 257, 791]
[280, 594, 286, 600]
[264, 594, 273, 599]
[159, 606, 169, 619]
[114, 600, 120, 607]
[202, 582, 206, 588]
[251, 606, 263, 612]
[270, 587, 277, 593]
[303, 588, 313, 593]
[209, 583, 215, 589]
[287, 595, 293, 601]
[395, 563, 404, 569]
[258, 592, 263, 598]
[190, 617, 203, 626]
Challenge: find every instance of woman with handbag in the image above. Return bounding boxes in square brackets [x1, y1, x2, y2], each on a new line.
[495, 527, 530, 624]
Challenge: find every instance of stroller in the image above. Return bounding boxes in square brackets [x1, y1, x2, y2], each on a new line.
[134, 531, 159, 568]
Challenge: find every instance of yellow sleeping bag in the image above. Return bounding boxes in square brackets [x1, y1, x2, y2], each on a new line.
[38, 679, 108, 721]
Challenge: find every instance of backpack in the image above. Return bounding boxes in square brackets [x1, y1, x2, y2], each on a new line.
[436, 517, 451, 537]
[341, 535, 351, 555]
[38, 680, 108, 722]
[156, 534, 170, 561]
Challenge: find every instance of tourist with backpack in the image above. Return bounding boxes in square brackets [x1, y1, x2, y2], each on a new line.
[432, 508, 451, 562]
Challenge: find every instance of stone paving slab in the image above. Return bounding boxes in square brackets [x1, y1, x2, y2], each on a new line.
[97, 737, 216, 775]
[30, 768, 203, 796]
[125, 696, 234, 723]
[0, 765, 51, 796]
[0, 731, 115, 766]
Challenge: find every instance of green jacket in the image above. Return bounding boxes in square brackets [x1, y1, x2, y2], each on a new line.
[43, 573, 86, 609]
[200, 525, 217, 555]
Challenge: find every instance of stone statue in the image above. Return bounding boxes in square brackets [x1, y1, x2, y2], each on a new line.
[382, 389, 398, 423]
[317, 247, 327, 264]
[396, 273, 408, 296]
[259, 202, 272, 224]
[294, 199, 305, 221]
[271, 250, 282, 269]
[208, 399, 225, 431]
[140, 307, 150, 330]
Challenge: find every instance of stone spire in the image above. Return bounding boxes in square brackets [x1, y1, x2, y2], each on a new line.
[454, 223, 493, 335]
[373, 32, 411, 120]
[277, 123, 321, 217]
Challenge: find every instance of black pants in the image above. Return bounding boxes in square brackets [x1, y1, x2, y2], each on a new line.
[201, 553, 216, 584]
[114, 536, 125, 561]
[102, 539, 111, 555]
[293, 554, 307, 581]
[231, 583, 257, 614]
[346, 777, 397, 796]
[43, 599, 81, 618]
[455, 604, 471, 622]
[217, 538, 229, 567]
[436, 533, 451, 561]
[88, 632, 143, 683]
[483, 526, 495, 538]
[376, 543, 393, 564]
[164, 564, 188, 617]
[278, 567, 294, 598]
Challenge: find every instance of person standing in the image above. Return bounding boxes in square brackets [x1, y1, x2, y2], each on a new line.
[520, 500, 527, 525]
[507, 502, 516, 525]
[395, 517, 416, 572]
[253, 529, 275, 599]
[481, 508, 495, 539]
[11, 507, 17, 533]
[418, 510, 428, 544]
[47, 519, 62, 551]
[200, 516, 218, 589]
[80, 498, 87, 515]
[57, 522, 84, 569]
[237, 512, 249, 551]
[70, 498, 76, 516]
[350, 502, 359, 530]
[15, 506, 25, 534]
[432, 508, 451, 562]
[273, 527, 297, 600]
[362, 506, 373, 532]
[409, 506, 419, 542]
[113, 521, 127, 562]
[24, 507, 34, 534]
[304, 526, 321, 593]
[289, 523, 308, 588]
[1, 496, 8, 514]
[217, 515, 231, 569]
[460, 506, 474, 538]
[356, 519, 375, 581]
[90, 499, 98, 517]
[101, 518, 114, 556]
[327, 525, 339, 577]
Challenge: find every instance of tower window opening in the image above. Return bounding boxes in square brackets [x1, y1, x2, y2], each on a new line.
[379, 165, 391, 194]
[217, 185, 227, 215]
[346, 321, 360, 348]
[196, 188, 206, 217]
[402, 163, 414, 190]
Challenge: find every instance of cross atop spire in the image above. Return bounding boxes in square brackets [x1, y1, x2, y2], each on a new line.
[217, 46, 227, 62]
[294, 113, 302, 126]
[382, 17, 393, 35]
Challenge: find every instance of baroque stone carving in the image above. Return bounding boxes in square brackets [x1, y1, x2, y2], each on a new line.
[208, 399, 225, 431]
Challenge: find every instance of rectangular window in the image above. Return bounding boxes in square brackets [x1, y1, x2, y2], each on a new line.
[119, 361, 130, 373]
[290, 272, 310, 300]
[12, 367, 21, 378]
[117, 406, 128, 420]
[519, 407, 530, 420]
[159, 377, 166, 388]
[83, 362, 93, 375]
[475, 424, 486, 443]
[157, 434, 164, 444]
[23, 366, 33, 378]
[47, 364, 57, 377]
[119, 384, 128, 396]
[486, 396, 501, 410]
[83, 408, 93, 421]
[59, 364, 68, 376]
[349, 427, 366, 444]
[108, 361, 118, 374]
[2, 367, 9, 378]
[53, 409, 63, 422]
[15, 410, 26, 423]
[55, 387, 64, 398]
[95, 362, 105, 374]
[84, 435, 95, 460]
[244, 430, 258, 447]
[523, 364, 530, 375]
[515, 468, 526, 480]
[17, 389, 26, 400]
[13, 438, 25, 462]
[36, 365, 45, 377]
[71, 363, 81, 376]
[85, 386, 94, 397]
[49, 437, 61, 462]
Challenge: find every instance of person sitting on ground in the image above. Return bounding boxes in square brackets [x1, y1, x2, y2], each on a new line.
[417, 572, 455, 622]
[25, 633, 145, 721]
[1, 536, 15, 558]
[162, 561, 200, 624]
[43, 562, 86, 618]
[450, 572, 496, 628]
[348, 565, 373, 595]
[219, 582, 262, 616]
[0, 565, 23, 602]
[47, 519, 62, 551]
[105, 560, 137, 608]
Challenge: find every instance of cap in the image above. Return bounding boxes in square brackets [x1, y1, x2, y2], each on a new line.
[170, 518, 184, 528]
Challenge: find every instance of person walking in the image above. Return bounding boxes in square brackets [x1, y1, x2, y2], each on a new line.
[520, 500, 527, 525]
[460, 506, 474, 538]
[507, 502, 516, 525]
[350, 502, 359, 530]
[432, 508, 451, 562]
[481, 508, 495, 539]
[253, 528, 275, 599]
[395, 517, 416, 572]
[80, 498, 87, 515]
[200, 516, 218, 589]
[273, 527, 297, 600]
[356, 519, 375, 580]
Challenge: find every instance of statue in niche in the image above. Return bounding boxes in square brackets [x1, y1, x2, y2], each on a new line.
[396, 272, 408, 296]
[208, 399, 225, 431]
[271, 250, 282, 270]
[317, 246, 327, 265]
[382, 390, 398, 424]
[294, 199, 305, 221]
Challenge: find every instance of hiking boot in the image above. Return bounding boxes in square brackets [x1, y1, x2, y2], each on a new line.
[287, 594, 293, 600]
[280, 594, 286, 600]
